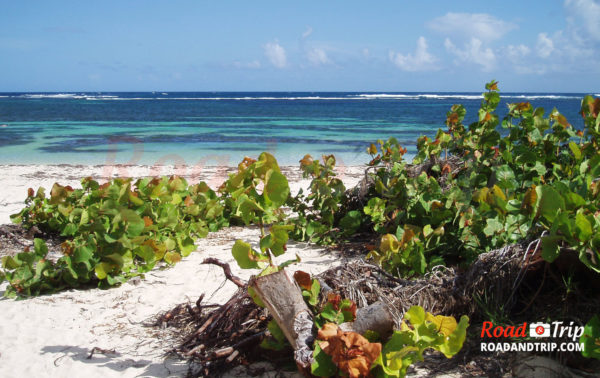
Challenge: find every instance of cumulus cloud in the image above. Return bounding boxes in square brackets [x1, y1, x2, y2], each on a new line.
[389, 37, 438, 71]
[526, 0, 599, 74]
[263, 41, 287, 68]
[536, 33, 554, 58]
[504, 44, 540, 74]
[506, 44, 530, 61]
[428, 12, 516, 42]
[307, 48, 331, 66]
[444, 37, 496, 72]
[565, 0, 600, 40]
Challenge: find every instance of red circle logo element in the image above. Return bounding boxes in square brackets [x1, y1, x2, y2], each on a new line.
[536, 326, 544, 335]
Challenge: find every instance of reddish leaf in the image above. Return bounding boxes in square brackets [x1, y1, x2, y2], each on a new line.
[515, 102, 531, 112]
[299, 154, 313, 168]
[317, 323, 382, 378]
[446, 112, 459, 126]
[238, 156, 257, 171]
[441, 164, 451, 175]
[327, 293, 342, 310]
[293, 270, 312, 291]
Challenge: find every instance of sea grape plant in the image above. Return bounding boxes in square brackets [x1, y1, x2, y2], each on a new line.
[220, 152, 290, 228]
[290, 154, 361, 244]
[361, 81, 600, 276]
[2, 175, 226, 296]
[373, 306, 469, 378]
[292, 271, 468, 378]
[310, 303, 469, 378]
[222, 153, 300, 306]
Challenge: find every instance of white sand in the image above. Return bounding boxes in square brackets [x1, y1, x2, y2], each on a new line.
[0, 164, 363, 378]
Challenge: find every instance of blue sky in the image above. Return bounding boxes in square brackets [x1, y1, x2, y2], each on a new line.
[1, 1, 598, 92]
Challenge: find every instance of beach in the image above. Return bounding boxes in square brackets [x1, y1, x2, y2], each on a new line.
[0, 164, 362, 378]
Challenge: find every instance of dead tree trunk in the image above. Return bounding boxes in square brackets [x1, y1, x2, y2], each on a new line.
[249, 269, 315, 369]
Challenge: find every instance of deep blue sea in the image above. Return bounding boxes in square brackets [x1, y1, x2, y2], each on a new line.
[0, 92, 593, 167]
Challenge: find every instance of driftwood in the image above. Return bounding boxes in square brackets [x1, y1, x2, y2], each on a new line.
[202, 258, 245, 288]
[249, 269, 314, 369]
[339, 301, 394, 338]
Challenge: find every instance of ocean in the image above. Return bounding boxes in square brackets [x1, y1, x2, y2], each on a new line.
[0, 92, 590, 167]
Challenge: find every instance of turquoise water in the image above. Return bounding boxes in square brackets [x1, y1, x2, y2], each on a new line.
[0, 92, 587, 166]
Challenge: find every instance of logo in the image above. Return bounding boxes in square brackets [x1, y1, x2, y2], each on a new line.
[480, 320, 585, 353]
[529, 322, 551, 338]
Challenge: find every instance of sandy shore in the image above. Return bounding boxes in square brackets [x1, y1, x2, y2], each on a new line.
[0, 164, 363, 378]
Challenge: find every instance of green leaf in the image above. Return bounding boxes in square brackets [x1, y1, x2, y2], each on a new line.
[80, 209, 89, 226]
[232, 240, 267, 269]
[405, 306, 426, 327]
[541, 236, 562, 262]
[116, 209, 145, 237]
[581, 315, 600, 359]
[311, 343, 338, 377]
[264, 169, 290, 208]
[564, 192, 586, 209]
[95, 262, 113, 280]
[494, 165, 515, 190]
[483, 218, 503, 237]
[61, 223, 78, 236]
[438, 315, 470, 358]
[73, 245, 94, 265]
[569, 141, 582, 161]
[303, 278, 321, 306]
[268, 319, 286, 343]
[248, 286, 265, 307]
[2, 256, 21, 270]
[339, 210, 362, 235]
[238, 198, 263, 225]
[535, 185, 565, 223]
[33, 238, 48, 258]
[590, 155, 600, 178]
[575, 212, 593, 242]
[260, 319, 288, 351]
[177, 236, 196, 257]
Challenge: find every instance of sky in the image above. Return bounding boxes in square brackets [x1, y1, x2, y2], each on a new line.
[1, 0, 599, 92]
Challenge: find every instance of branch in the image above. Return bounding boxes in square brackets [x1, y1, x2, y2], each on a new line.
[202, 258, 246, 288]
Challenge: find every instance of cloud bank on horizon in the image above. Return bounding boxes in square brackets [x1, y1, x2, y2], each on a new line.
[0, 0, 598, 92]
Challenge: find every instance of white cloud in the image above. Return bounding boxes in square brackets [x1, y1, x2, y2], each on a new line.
[565, 0, 600, 40]
[445, 37, 496, 72]
[428, 12, 516, 42]
[302, 26, 313, 39]
[536, 33, 554, 58]
[506, 44, 530, 61]
[504, 44, 543, 74]
[307, 48, 331, 66]
[389, 37, 438, 72]
[362, 48, 370, 58]
[263, 41, 287, 68]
